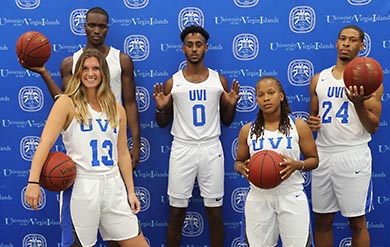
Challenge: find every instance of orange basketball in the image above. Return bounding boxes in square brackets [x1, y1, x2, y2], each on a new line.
[40, 152, 76, 192]
[247, 150, 285, 189]
[16, 31, 51, 67]
[343, 57, 383, 96]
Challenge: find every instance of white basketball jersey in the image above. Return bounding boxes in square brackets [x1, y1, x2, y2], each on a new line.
[247, 116, 304, 190]
[72, 47, 122, 103]
[315, 66, 371, 150]
[61, 105, 119, 176]
[170, 68, 223, 141]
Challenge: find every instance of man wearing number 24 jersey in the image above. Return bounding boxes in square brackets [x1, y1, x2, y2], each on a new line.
[307, 25, 383, 247]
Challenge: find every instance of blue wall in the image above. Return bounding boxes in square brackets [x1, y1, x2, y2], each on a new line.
[0, 0, 389, 246]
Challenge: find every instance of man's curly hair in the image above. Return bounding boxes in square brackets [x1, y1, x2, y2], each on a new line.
[180, 25, 210, 42]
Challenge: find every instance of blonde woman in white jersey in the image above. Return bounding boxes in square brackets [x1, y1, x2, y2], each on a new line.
[307, 25, 383, 247]
[153, 25, 240, 247]
[19, 7, 141, 246]
[25, 48, 148, 247]
[235, 76, 318, 246]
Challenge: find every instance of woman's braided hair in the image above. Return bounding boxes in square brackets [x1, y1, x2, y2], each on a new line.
[250, 76, 292, 139]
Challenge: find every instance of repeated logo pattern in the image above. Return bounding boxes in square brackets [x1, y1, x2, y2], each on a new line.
[4, 1, 389, 246]
[18, 86, 44, 112]
[123, 0, 149, 9]
[69, 9, 88, 35]
[178, 7, 204, 31]
[232, 33, 259, 60]
[289, 6, 316, 33]
[136, 86, 150, 112]
[124, 35, 150, 61]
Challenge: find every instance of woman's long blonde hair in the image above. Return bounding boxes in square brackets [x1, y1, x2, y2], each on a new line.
[64, 48, 118, 128]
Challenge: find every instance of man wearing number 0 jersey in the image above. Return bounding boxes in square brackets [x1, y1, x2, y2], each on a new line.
[153, 25, 241, 247]
[307, 25, 383, 247]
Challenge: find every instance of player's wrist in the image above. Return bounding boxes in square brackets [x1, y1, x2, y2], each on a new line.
[45, 78, 54, 85]
[28, 180, 40, 184]
[299, 160, 305, 171]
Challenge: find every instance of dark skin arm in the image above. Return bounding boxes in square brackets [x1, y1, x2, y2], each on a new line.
[308, 72, 383, 134]
[219, 75, 240, 126]
[345, 84, 383, 134]
[18, 60, 63, 99]
[60, 56, 73, 92]
[235, 119, 318, 181]
[234, 123, 251, 178]
[120, 52, 141, 169]
[153, 78, 174, 128]
[153, 74, 240, 127]
[307, 73, 321, 131]
[280, 118, 318, 180]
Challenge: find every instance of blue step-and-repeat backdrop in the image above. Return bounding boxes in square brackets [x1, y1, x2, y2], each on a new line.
[0, 0, 389, 246]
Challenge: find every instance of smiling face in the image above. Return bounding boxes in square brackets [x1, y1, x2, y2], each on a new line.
[80, 56, 102, 89]
[256, 77, 284, 115]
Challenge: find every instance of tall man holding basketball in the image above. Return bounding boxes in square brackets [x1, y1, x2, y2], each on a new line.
[307, 25, 383, 247]
[19, 7, 141, 247]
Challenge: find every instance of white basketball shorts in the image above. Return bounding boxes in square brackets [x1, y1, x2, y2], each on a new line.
[168, 137, 224, 207]
[245, 186, 310, 246]
[311, 144, 373, 217]
[70, 169, 139, 246]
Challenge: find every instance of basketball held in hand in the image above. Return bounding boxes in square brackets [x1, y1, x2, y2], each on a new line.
[16, 31, 51, 67]
[247, 150, 285, 189]
[343, 56, 383, 96]
[40, 152, 76, 192]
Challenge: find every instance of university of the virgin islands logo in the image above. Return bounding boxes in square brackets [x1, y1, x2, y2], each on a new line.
[359, 33, 371, 57]
[292, 111, 310, 121]
[124, 34, 150, 61]
[22, 186, 46, 210]
[136, 86, 150, 112]
[232, 33, 259, 61]
[289, 6, 316, 33]
[231, 187, 249, 213]
[182, 211, 204, 237]
[20, 136, 40, 161]
[339, 237, 352, 247]
[18, 86, 44, 112]
[347, 0, 371, 5]
[178, 7, 204, 31]
[231, 237, 249, 247]
[237, 85, 257, 112]
[128, 136, 150, 162]
[301, 170, 312, 188]
[178, 60, 187, 71]
[123, 0, 149, 9]
[23, 234, 47, 247]
[234, 0, 259, 8]
[287, 59, 314, 86]
[69, 9, 88, 36]
[135, 186, 150, 212]
[231, 137, 239, 160]
[15, 0, 40, 9]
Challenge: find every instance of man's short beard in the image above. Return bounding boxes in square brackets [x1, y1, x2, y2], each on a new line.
[188, 59, 201, 65]
[340, 56, 352, 62]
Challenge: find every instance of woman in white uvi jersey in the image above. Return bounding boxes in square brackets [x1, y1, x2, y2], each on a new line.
[235, 76, 318, 246]
[25, 48, 148, 247]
